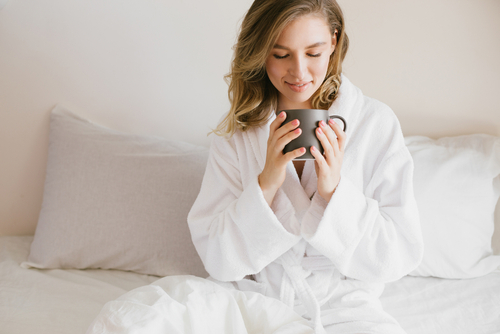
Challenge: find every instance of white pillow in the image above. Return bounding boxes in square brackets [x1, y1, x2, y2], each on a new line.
[22, 105, 209, 277]
[405, 135, 500, 278]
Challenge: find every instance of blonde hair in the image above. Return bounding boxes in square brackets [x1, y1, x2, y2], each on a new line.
[214, 0, 349, 137]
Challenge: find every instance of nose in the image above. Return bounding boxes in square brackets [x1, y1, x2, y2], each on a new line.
[288, 55, 306, 80]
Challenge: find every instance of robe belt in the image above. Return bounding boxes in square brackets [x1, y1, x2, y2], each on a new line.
[301, 255, 338, 271]
[279, 252, 332, 334]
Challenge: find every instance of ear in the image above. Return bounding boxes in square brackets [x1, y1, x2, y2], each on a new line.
[330, 29, 338, 54]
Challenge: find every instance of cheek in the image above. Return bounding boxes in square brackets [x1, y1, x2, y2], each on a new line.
[266, 60, 284, 83]
[313, 57, 331, 77]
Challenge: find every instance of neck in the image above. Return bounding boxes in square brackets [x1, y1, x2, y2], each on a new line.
[277, 98, 312, 111]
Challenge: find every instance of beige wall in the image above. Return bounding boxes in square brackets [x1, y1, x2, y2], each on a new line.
[339, 0, 500, 137]
[0, 0, 499, 235]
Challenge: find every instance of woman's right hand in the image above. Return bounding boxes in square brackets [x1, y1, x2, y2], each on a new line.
[258, 111, 306, 206]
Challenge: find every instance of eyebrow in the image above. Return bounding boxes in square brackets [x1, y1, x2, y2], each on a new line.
[273, 42, 326, 50]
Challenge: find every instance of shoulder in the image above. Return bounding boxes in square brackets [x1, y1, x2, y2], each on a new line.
[210, 130, 239, 158]
[332, 76, 402, 137]
[210, 120, 269, 160]
[335, 77, 406, 159]
[360, 96, 401, 133]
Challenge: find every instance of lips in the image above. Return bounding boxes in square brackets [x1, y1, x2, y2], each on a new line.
[286, 81, 312, 93]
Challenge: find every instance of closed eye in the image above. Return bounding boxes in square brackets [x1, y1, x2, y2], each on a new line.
[272, 53, 322, 59]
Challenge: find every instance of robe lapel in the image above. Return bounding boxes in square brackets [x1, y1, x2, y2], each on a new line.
[281, 162, 312, 221]
[301, 160, 317, 199]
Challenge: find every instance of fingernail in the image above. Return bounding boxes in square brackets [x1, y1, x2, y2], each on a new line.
[329, 119, 336, 125]
[294, 128, 301, 134]
[311, 146, 317, 152]
[300, 147, 306, 153]
[317, 127, 323, 134]
[292, 119, 299, 126]
[280, 111, 286, 118]
[320, 120, 326, 127]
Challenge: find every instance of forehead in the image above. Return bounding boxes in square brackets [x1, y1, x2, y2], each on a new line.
[275, 14, 332, 47]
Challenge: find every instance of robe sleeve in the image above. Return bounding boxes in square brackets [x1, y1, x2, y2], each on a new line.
[187, 134, 301, 282]
[301, 145, 424, 283]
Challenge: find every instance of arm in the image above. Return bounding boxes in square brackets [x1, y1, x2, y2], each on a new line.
[187, 134, 302, 282]
[302, 145, 423, 283]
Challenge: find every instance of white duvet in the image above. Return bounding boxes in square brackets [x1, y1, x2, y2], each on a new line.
[86, 275, 314, 334]
[86, 272, 500, 334]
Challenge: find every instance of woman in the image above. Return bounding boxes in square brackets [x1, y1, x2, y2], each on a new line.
[188, 0, 423, 333]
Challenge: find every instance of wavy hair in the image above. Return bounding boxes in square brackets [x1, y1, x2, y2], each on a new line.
[214, 0, 349, 136]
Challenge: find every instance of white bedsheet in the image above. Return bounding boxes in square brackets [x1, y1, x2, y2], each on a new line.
[383, 271, 500, 333]
[1, 236, 499, 334]
[0, 236, 158, 334]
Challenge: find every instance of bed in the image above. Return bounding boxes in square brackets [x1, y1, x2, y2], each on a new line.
[0, 106, 498, 333]
[1, 0, 499, 333]
[1, 236, 500, 334]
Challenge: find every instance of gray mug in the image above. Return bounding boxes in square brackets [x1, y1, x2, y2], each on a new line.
[277, 109, 347, 160]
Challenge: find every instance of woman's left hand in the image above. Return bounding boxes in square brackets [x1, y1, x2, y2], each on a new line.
[310, 118, 346, 202]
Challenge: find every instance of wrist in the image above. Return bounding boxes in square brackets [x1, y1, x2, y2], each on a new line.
[258, 174, 279, 206]
[319, 177, 340, 202]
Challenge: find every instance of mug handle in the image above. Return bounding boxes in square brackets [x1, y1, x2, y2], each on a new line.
[328, 115, 347, 132]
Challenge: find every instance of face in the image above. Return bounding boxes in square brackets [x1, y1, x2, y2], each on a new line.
[266, 14, 337, 110]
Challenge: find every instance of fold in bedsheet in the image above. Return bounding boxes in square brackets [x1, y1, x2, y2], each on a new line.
[1, 236, 500, 334]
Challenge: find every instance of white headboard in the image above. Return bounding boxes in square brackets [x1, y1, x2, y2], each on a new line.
[0, 0, 499, 235]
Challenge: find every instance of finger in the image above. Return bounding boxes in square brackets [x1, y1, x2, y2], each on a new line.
[310, 145, 327, 169]
[320, 120, 341, 156]
[316, 123, 336, 160]
[269, 112, 295, 148]
[276, 127, 302, 152]
[269, 111, 287, 136]
[274, 118, 300, 140]
[283, 147, 306, 162]
[329, 119, 346, 151]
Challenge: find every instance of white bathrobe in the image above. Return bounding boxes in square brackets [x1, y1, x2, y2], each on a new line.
[187, 76, 424, 334]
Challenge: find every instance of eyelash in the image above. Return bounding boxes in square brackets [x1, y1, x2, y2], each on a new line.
[273, 53, 321, 59]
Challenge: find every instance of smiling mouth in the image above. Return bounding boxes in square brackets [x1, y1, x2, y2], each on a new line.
[286, 81, 311, 92]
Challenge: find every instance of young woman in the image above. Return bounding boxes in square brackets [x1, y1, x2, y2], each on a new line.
[188, 0, 423, 333]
